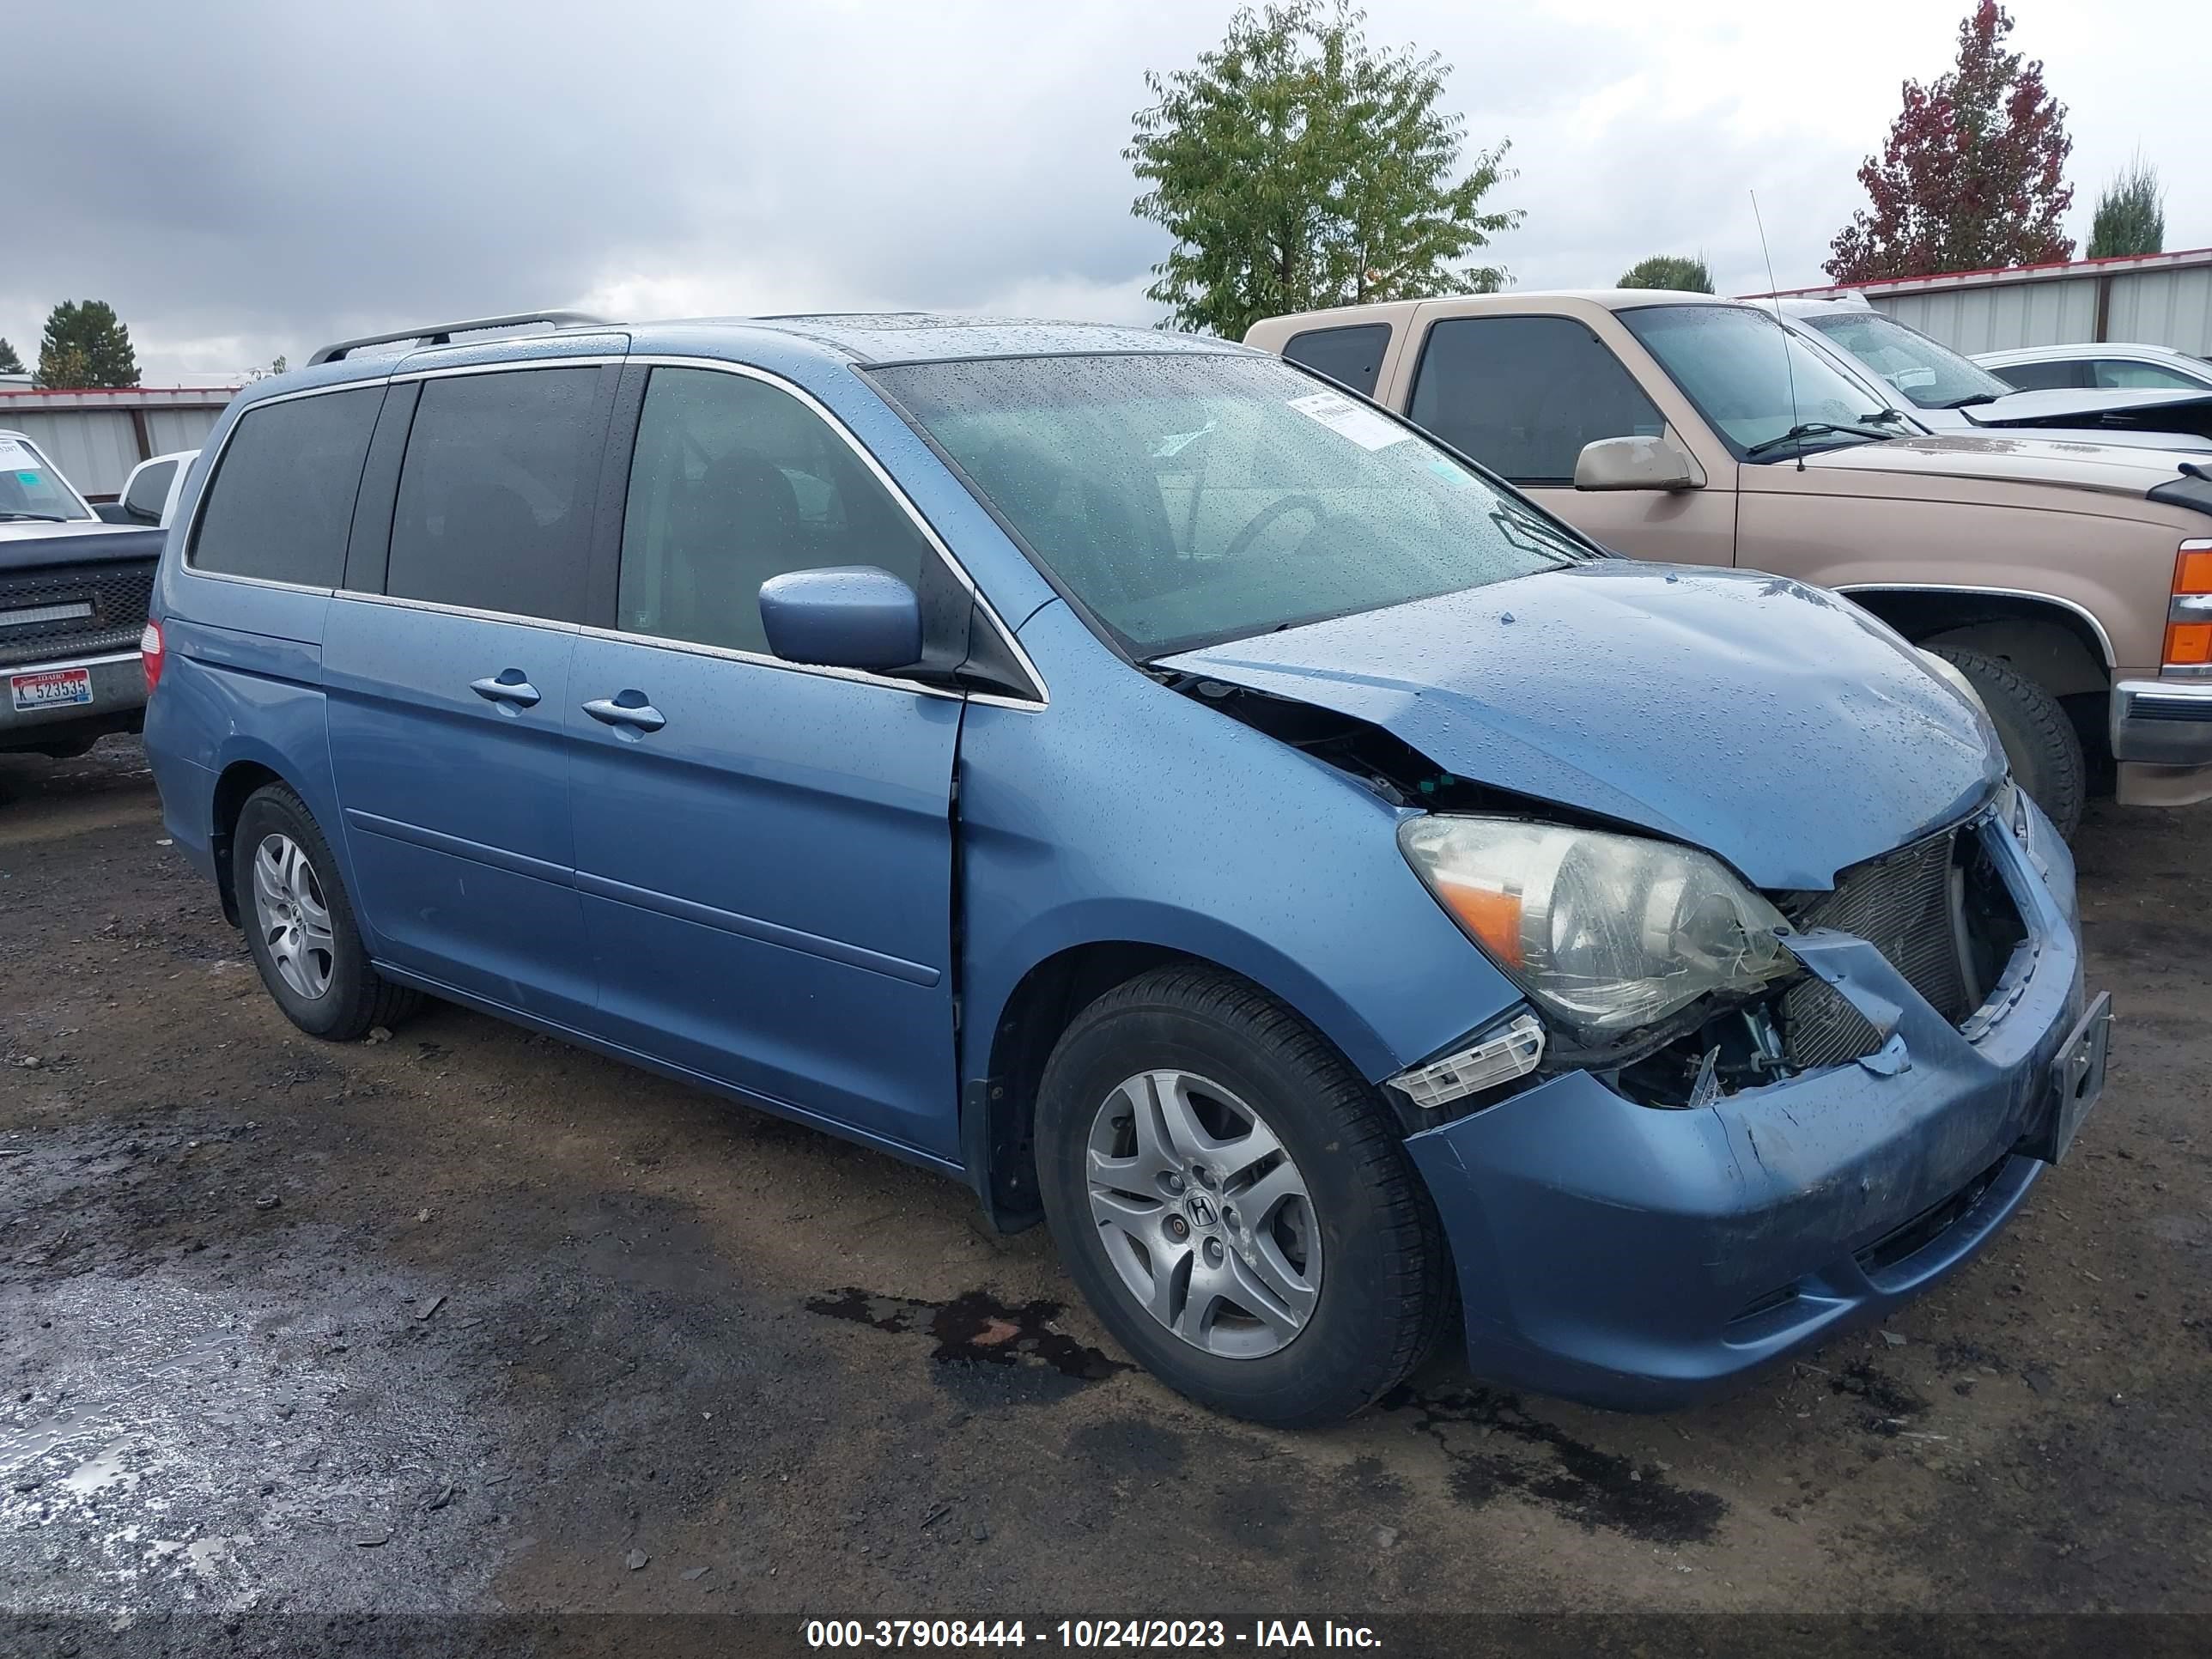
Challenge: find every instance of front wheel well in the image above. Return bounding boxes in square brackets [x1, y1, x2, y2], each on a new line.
[1841, 589, 2112, 700]
[967, 942, 1199, 1232]
[210, 760, 286, 925]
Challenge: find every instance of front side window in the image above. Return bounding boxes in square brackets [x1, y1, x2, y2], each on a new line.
[616, 368, 935, 655]
[1799, 310, 2012, 409]
[1987, 358, 2087, 392]
[1406, 316, 1665, 486]
[0, 434, 96, 522]
[124, 459, 177, 524]
[2092, 358, 2209, 392]
[386, 367, 603, 621]
[874, 351, 1588, 658]
[1282, 324, 1391, 398]
[1620, 304, 1898, 459]
[191, 388, 382, 585]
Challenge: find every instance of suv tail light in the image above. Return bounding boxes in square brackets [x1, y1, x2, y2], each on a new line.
[2167, 540, 2212, 671]
[141, 619, 165, 694]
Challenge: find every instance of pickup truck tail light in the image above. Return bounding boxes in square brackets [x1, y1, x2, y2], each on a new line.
[141, 619, 165, 694]
[2167, 540, 2212, 670]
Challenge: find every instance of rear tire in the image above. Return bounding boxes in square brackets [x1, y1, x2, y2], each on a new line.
[233, 784, 420, 1041]
[1929, 645, 2086, 840]
[1036, 965, 1450, 1425]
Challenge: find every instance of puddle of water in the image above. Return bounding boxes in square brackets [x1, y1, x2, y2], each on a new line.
[60, 1439, 138, 1496]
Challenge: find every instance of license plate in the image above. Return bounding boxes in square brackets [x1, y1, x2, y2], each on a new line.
[9, 667, 94, 711]
[2027, 991, 2112, 1165]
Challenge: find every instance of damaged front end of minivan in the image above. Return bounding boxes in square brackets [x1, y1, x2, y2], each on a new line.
[1153, 569, 2107, 1408]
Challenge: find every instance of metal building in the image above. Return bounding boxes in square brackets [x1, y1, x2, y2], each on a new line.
[1752, 246, 2212, 357]
[0, 384, 241, 501]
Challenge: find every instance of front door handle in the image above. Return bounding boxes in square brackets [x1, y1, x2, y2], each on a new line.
[471, 671, 541, 708]
[582, 693, 666, 733]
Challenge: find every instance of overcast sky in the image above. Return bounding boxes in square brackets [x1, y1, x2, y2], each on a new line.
[6, 1, 2203, 384]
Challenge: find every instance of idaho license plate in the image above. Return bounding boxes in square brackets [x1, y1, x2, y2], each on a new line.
[9, 667, 94, 711]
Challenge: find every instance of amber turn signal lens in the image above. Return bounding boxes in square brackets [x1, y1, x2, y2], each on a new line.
[2167, 621, 2212, 666]
[2177, 548, 2212, 595]
[1432, 879, 1525, 966]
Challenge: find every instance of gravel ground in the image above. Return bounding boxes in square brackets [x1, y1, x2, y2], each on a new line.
[1, 738, 2207, 1653]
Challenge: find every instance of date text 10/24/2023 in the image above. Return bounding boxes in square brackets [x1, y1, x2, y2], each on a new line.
[804, 1620, 1383, 1650]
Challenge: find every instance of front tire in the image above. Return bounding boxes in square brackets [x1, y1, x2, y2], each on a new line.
[233, 784, 420, 1041]
[1929, 645, 2086, 840]
[1036, 966, 1449, 1425]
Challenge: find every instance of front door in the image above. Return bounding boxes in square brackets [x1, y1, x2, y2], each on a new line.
[1402, 311, 1739, 568]
[323, 362, 617, 1024]
[567, 363, 963, 1159]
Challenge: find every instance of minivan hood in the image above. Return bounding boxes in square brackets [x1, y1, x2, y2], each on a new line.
[1794, 430, 2195, 498]
[1159, 562, 1999, 891]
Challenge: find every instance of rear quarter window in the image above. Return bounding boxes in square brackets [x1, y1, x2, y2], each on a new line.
[1281, 324, 1392, 398]
[190, 388, 384, 586]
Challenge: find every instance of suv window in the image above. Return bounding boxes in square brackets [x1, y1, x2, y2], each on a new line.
[1407, 316, 1664, 485]
[2092, 358, 2207, 392]
[124, 459, 176, 525]
[1282, 325, 1391, 398]
[1987, 359, 2087, 392]
[191, 387, 383, 586]
[617, 366, 934, 655]
[386, 367, 604, 621]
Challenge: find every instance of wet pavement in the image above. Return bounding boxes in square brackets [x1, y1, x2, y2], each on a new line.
[3, 738, 2209, 1650]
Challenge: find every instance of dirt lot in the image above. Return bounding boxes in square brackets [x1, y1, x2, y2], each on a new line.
[2, 738, 2208, 1650]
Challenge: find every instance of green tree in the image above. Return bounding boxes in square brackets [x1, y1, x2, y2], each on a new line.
[1127, 1, 1521, 340]
[0, 337, 24, 375]
[36, 300, 140, 389]
[1617, 254, 1713, 293]
[2087, 153, 2163, 258]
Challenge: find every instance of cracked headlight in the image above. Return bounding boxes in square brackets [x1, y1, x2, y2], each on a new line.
[1398, 817, 1795, 1040]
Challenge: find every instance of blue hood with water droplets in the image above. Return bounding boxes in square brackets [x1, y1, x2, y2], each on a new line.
[1159, 562, 2002, 891]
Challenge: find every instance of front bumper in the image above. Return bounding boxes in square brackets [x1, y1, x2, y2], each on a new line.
[0, 649, 146, 751]
[1404, 812, 2098, 1412]
[2111, 678, 2212, 807]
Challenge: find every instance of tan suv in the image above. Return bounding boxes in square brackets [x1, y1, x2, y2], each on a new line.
[1246, 292, 2212, 835]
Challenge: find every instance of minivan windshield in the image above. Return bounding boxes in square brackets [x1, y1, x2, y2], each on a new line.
[872, 352, 1587, 657]
[1619, 304, 1900, 459]
[1796, 309, 2014, 410]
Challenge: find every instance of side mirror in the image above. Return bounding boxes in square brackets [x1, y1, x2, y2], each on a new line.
[759, 566, 922, 673]
[1573, 431, 1705, 492]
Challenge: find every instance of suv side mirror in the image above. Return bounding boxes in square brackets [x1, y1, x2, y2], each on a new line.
[759, 566, 923, 672]
[1573, 432, 1705, 492]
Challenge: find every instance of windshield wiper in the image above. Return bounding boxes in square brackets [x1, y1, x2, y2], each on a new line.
[1743, 420, 1901, 459]
[1941, 392, 2000, 410]
[0, 509, 70, 523]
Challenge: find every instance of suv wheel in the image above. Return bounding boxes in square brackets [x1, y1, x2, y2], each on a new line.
[234, 784, 420, 1040]
[1036, 966, 1449, 1425]
[1929, 646, 2086, 839]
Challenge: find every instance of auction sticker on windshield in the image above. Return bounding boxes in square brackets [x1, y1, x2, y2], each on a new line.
[1286, 390, 1409, 451]
[10, 667, 94, 711]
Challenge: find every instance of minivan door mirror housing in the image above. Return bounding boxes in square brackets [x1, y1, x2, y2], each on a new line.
[759, 566, 924, 673]
[1573, 432, 1705, 492]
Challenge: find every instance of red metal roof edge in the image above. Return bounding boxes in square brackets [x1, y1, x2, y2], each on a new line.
[1745, 243, 2212, 300]
[0, 385, 243, 398]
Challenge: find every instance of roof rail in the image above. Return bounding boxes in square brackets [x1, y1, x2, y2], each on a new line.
[307, 310, 613, 367]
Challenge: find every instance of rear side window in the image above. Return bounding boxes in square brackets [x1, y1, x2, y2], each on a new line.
[1282, 324, 1391, 397]
[124, 459, 176, 525]
[386, 367, 604, 621]
[2092, 358, 2206, 392]
[190, 389, 382, 585]
[615, 366, 934, 655]
[1987, 359, 2087, 392]
[1407, 316, 1663, 486]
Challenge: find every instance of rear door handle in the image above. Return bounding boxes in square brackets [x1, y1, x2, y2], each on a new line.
[582, 694, 666, 733]
[471, 671, 541, 708]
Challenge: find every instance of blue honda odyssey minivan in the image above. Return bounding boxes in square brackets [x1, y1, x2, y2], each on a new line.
[143, 310, 2110, 1424]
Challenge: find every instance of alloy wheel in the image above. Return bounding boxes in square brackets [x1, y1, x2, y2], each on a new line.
[253, 832, 336, 1000]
